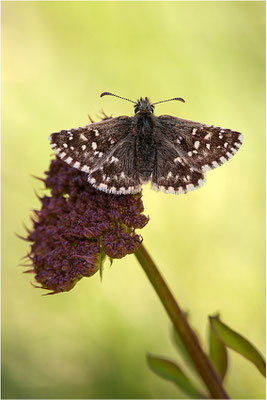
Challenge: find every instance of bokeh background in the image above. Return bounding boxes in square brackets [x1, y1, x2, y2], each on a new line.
[2, 1, 265, 399]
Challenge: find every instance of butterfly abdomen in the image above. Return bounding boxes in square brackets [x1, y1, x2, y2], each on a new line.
[136, 114, 156, 182]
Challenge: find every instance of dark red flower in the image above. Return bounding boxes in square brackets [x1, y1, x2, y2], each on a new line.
[24, 158, 149, 294]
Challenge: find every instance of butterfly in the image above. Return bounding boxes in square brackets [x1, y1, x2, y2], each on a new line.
[49, 92, 243, 195]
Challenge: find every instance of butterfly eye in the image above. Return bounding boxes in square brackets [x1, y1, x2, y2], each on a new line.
[134, 102, 140, 114]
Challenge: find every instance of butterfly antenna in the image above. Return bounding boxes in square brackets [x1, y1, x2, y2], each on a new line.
[100, 92, 137, 104]
[152, 97, 185, 106]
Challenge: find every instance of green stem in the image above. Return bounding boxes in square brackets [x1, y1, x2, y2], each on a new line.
[135, 244, 229, 399]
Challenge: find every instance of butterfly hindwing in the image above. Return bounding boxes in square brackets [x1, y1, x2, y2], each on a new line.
[88, 135, 141, 194]
[151, 133, 205, 194]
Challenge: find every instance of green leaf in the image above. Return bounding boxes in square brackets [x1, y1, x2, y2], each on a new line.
[209, 318, 228, 381]
[171, 324, 196, 371]
[209, 315, 266, 377]
[147, 354, 206, 398]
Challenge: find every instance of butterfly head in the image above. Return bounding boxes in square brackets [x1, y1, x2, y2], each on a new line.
[134, 97, 154, 114]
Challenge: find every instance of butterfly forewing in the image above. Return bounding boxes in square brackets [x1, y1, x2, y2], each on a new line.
[49, 116, 141, 194]
[151, 133, 205, 194]
[88, 136, 141, 194]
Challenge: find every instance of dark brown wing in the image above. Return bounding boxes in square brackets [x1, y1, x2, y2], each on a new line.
[151, 115, 243, 194]
[49, 116, 141, 194]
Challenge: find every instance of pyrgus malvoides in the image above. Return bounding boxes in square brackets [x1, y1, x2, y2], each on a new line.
[49, 92, 243, 195]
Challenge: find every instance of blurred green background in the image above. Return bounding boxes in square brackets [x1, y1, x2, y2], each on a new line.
[2, 1, 265, 399]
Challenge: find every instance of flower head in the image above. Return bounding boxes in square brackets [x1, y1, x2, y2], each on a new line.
[24, 158, 149, 294]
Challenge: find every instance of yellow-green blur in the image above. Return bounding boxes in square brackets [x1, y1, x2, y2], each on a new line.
[2, 2, 265, 398]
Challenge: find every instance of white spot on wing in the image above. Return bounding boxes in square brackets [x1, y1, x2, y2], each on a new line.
[234, 142, 241, 148]
[198, 178, 205, 187]
[92, 142, 97, 150]
[167, 186, 175, 194]
[176, 187, 184, 194]
[65, 157, 73, 164]
[81, 165, 90, 173]
[202, 165, 211, 172]
[73, 161, 81, 169]
[194, 141, 200, 149]
[118, 187, 126, 194]
[98, 183, 108, 191]
[88, 177, 96, 185]
[80, 134, 88, 141]
[125, 187, 132, 194]
[204, 132, 212, 140]
[151, 183, 159, 192]
[186, 184, 195, 191]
